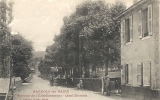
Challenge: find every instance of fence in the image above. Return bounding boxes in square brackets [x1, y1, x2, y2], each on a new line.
[49, 77, 121, 93]
[73, 78, 102, 92]
[73, 78, 121, 93]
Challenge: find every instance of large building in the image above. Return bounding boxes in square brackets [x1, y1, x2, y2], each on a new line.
[117, 0, 160, 99]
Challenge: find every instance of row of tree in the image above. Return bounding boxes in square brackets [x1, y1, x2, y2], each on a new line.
[0, 34, 33, 80]
[0, 0, 33, 80]
[39, 0, 126, 78]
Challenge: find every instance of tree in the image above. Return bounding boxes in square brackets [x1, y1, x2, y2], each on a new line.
[11, 34, 33, 80]
[7, 0, 14, 26]
[77, 0, 126, 76]
[42, 0, 126, 78]
[0, 0, 14, 78]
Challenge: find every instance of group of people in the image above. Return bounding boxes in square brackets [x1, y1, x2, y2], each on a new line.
[50, 74, 73, 87]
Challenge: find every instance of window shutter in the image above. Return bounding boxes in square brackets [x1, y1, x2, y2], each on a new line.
[137, 63, 142, 86]
[148, 4, 152, 36]
[138, 10, 142, 38]
[125, 64, 128, 84]
[129, 16, 133, 42]
[121, 20, 125, 44]
[128, 63, 132, 84]
[121, 64, 126, 84]
[143, 61, 151, 86]
[123, 20, 125, 43]
[121, 21, 123, 44]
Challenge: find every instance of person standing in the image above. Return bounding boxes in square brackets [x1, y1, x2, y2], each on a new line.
[105, 75, 110, 96]
[67, 75, 70, 87]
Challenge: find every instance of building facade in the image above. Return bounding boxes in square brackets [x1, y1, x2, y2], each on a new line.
[118, 0, 160, 99]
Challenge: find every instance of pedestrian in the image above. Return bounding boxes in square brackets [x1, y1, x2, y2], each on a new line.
[115, 79, 121, 93]
[104, 75, 110, 96]
[102, 77, 105, 94]
[67, 75, 70, 87]
[50, 75, 53, 86]
[77, 79, 83, 89]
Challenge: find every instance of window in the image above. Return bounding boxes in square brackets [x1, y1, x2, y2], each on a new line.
[143, 8, 148, 37]
[125, 19, 130, 43]
[139, 4, 152, 38]
[121, 16, 133, 44]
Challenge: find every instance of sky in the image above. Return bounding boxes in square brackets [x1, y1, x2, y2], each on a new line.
[10, 0, 133, 51]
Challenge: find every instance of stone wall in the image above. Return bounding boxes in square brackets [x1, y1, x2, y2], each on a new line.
[73, 78, 102, 92]
[14, 77, 23, 88]
[121, 85, 160, 100]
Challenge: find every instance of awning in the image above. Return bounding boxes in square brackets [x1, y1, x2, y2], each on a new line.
[108, 72, 121, 79]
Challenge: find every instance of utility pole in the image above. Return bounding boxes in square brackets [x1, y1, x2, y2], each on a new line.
[79, 33, 82, 78]
[79, 33, 85, 78]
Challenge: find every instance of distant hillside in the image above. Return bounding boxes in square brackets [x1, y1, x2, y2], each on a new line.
[32, 51, 46, 58]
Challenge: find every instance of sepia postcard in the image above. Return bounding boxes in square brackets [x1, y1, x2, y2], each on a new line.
[0, 0, 159, 100]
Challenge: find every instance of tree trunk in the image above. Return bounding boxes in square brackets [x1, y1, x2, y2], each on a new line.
[104, 60, 108, 77]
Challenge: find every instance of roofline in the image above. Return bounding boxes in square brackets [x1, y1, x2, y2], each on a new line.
[115, 0, 151, 19]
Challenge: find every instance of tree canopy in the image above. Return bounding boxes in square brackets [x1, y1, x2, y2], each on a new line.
[0, 0, 14, 78]
[40, 0, 126, 77]
[11, 34, 33, 79]
[0, 34, 33, 79]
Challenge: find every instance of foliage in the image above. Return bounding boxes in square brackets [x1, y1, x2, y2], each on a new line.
[38, 58, 51, 76]
[0, 41, 11, 61]
[0, 34, 33, 79]
[11, 34, 33, 79]
[0, 0, 14, 60]
[0, 0, 14, 78]
[40, 0, 126, 77]
[7, 0, 14, 25]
